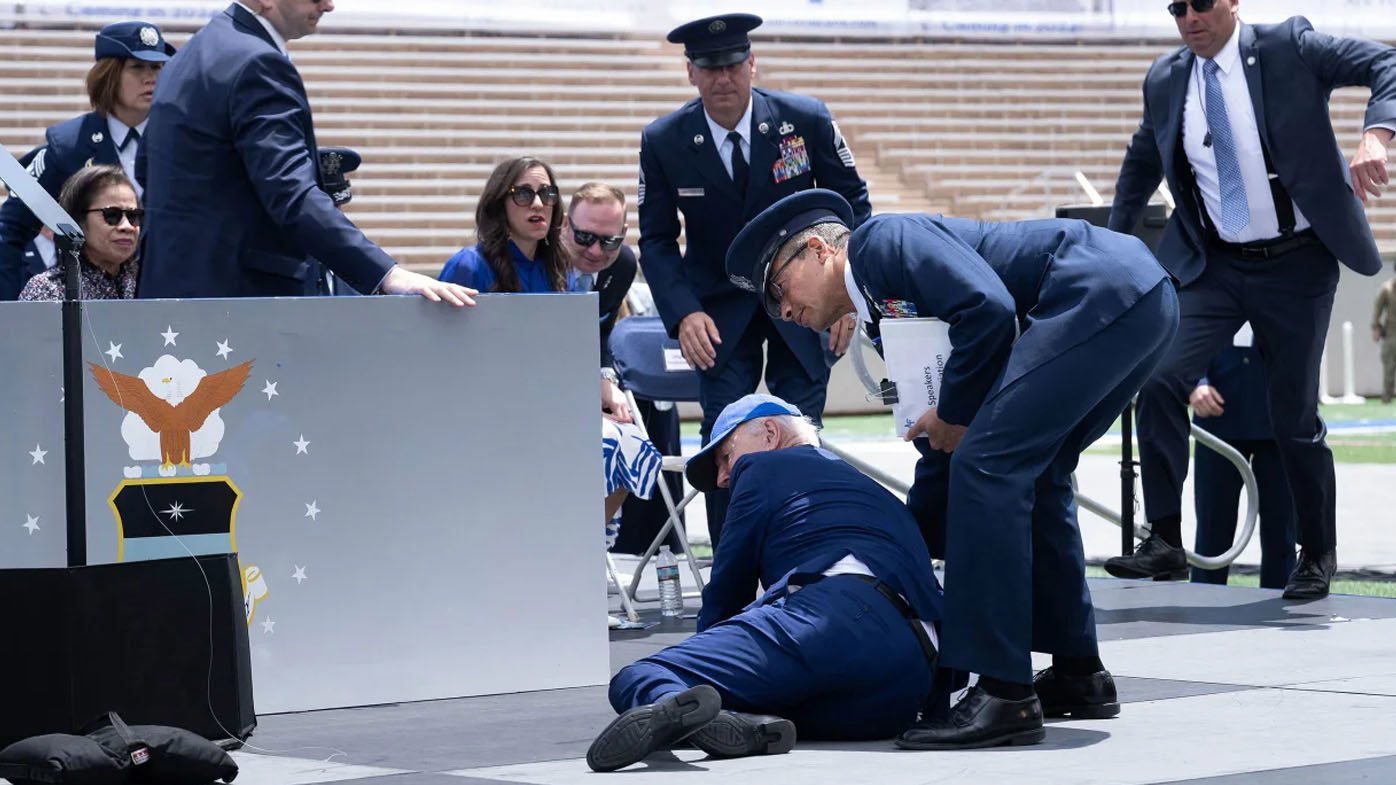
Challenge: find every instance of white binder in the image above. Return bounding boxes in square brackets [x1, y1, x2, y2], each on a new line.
[879, 317, 953, 438]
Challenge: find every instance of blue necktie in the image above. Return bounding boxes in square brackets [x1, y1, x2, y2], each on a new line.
[1203, 59, 1250, 234]
[576, 273, 595, 292]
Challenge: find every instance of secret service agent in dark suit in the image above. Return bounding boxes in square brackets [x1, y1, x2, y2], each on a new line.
[0, 21, 173, 300]
[638, 13, 871, 546]
[137, 2, 470, 306]
[727, 189, 1178, 749]
[1105, 1, 1394, 600]
[588, 394, 941, 772]
[1189, 340, 1298, 589]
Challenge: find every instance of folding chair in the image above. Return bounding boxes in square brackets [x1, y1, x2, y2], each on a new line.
[605, 316, 707, 617]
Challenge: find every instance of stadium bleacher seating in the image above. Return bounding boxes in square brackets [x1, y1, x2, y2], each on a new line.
[2, 27, 1391, 276]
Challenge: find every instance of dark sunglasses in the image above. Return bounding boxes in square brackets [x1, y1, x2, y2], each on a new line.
[87, 206, 144, 227]
[571, 227, 624, 252]
[1167, 0, 1216, 17]
[507, 184, 559, 207]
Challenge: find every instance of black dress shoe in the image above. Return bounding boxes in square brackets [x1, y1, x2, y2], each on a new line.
[1104, 534, 1187, 580]
[1033, 667, 1120, 719]
[586, 685, 721, 772]
[1282, 549, 1336, 600]
[894, 686, 1044, 750]
[690, 710, 796, 758]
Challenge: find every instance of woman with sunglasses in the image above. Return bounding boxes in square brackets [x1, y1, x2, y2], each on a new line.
[0, 21, 173, 300]
[20, 165, 141, 301]
[438, 156, 573, 292]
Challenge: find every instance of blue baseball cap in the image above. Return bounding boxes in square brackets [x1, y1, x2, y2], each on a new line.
[95, 21, 176, 62]
[318, 147, 362, 206]
[667, 13, 762, 69]
[686, 393, 804, 492]
[726, 188, 854, 318]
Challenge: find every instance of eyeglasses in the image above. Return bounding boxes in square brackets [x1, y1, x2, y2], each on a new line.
[507, 184, 560, 207]
[1167, 0, 1216, 17]
[765, 246, 807, 306]
[571, 227, 624, 252]
[87, 207, 144, 227]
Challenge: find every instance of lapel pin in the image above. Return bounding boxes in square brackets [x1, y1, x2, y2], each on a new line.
[1246, 56, 1256, 66]
[778, 121, 794, 135]
[91, 131, 104, 143]
[758, 121, 769, 134]
[693, 133, 704, 145]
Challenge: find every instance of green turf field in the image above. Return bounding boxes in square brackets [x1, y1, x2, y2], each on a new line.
[1083, 566, 1396, 598]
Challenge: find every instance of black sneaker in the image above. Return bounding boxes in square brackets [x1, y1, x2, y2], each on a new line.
[1104, 534, 1187, 580]
[586, 685, 722, 772]
[690, 710, 796, 758]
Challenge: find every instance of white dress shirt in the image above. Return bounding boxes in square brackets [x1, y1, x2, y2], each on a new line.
[235, 2, 289, 56]
[105, 114, 147, 197]
[845, 259, 873, 326]
[1181, 24, 1310, 243]
[705, 96, 754, 181]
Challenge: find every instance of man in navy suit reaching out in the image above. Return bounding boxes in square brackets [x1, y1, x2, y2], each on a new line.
[589, 393, 942, 772]
[138, 1, 474, 304]
[1104, 0, 1394, 599]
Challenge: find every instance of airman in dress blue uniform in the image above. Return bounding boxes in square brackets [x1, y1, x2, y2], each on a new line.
[0, 21, 173, 300]
[726, 189, 1179, 749]
[589, 394, 942, 771]
[637, 13, 872, 545]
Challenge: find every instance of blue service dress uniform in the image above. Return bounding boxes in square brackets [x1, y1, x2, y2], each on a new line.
[638, 87, 871, 541]
[1191, 345, 1298, 588]
[847, 214, 1178, 684]
[0, 115, 122, 300]
[609, 445, 941, 739]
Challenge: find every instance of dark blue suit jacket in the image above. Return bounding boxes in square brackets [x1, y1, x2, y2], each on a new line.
[1109, 18, 1395, 286]
[0, 115, 121, 300]
[138, 3, 392, 298]
[848, 215, 1171, 426]
[638, 88, 871, 379]
[697, 444, 942, 632]
[1195, 345, 1273, 441]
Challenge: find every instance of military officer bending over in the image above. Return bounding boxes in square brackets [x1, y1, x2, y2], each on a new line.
[725, 190, 1179, 749]
[588, 393, 942, 772]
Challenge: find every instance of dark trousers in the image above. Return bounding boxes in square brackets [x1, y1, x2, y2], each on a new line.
[1191, 438, 1298, 589]
[1137, 245, 1339, 555]
[608, 576, 932, 740]
[936, 281, 1178, 683]
[698, 313, 827, 546]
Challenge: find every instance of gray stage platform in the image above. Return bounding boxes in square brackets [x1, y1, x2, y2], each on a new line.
[230, 577, 1396, 785]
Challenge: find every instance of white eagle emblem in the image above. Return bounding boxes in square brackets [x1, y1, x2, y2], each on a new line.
[140, 26, 159, 47]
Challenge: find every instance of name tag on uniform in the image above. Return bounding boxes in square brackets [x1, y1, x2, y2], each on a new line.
[677, 187, 705, 198]
[773, 135, 811, 183]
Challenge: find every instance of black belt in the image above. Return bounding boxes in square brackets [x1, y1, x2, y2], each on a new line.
[1208, 228, 1320, 261]
[842, 574, 938, 668]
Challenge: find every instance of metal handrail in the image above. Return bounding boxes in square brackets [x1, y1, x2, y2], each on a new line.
[843, 330, 1259, 570]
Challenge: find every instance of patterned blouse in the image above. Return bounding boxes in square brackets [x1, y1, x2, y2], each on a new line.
[19, 258, 139, 301]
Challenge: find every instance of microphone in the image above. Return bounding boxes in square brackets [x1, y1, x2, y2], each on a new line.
[1203, 132, 1213, 148]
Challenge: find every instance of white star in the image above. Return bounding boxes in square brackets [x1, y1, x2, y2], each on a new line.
[160, 325, 179, 346]
[291, 565, 308, 584]
[262, 380, 279, 401]
[304, 500, 320, 521]
[22, 514, 40, 535]
[293, 435, 310, 454]
[260, 617, 276, 634]
[216, 339, 233, 359]
[104, 342, 123, 362]
[29, 444, 46, 465]
[161, 501, 192, 522]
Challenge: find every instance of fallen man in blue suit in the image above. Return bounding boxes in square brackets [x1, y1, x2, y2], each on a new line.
[588, 393, 942, 772]
[726, 189, 1179, 749]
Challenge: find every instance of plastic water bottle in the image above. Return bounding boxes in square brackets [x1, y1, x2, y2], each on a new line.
[657, 545, 683, 617]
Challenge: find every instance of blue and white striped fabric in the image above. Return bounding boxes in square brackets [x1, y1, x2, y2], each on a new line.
[602, 418, 662, 548]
